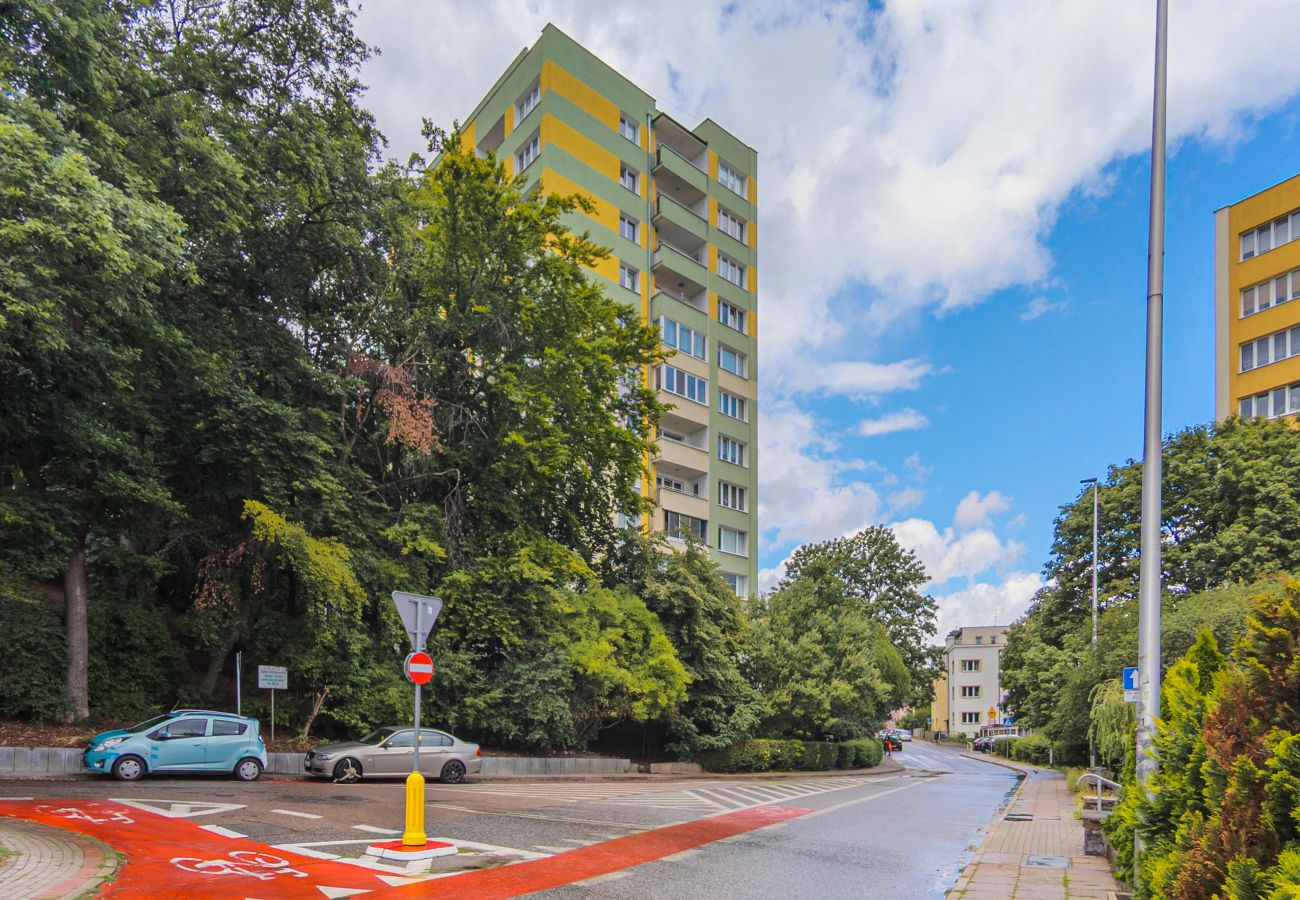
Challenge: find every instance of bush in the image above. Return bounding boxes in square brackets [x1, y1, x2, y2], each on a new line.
[699, 739, 849, 773]
[834, 737, 883, 769]
[0, 597, 68, 720]
[996, 733, 1054, 765]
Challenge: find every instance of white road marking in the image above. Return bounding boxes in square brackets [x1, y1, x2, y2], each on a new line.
[352, 825, 401, 835]
[316, 888, 372, 899]
[534, 845, 572, 853]
[199, 824, 247, 838]
[112, 799, 245, 818]
[271, 808, 323, 819]
[0, 797, 34, 801]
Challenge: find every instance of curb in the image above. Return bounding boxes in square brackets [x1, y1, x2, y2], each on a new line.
[0, 817, 119, 900]
[959, 751, 1036, 776]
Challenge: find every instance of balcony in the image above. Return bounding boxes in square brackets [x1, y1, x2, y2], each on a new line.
[654, 195, 708, 247]
[653, 242, 707, 297]
[656, 486, 710, 522]
[655, 432, 709, 480]
[653, 113, 708, 167]
[654, 146, 708, 206]
[657, 388, 710, 430]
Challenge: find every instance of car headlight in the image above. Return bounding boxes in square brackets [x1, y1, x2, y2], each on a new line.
[94, 737, 126, 752]
[314, 752, 335, 761]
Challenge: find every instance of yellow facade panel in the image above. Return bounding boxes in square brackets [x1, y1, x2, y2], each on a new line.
[748, 308, 757, 339]
[460, 122, 476, 152]
[747, 173, 758, 206]
[544, 115, 625, 194]
[1237, 357, 1300, 396]
[541, 59, 620, 132]
[538, 166, 623, 242]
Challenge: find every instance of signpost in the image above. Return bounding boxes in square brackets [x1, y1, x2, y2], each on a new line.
[257, 666, 287, 743]
[389, 593, 442, 853]
[1123, 666, 1140, 703]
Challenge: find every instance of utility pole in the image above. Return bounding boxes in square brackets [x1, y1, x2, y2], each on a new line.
[1081, 477, 1100, 768]
[1137, 0, 1169, 863]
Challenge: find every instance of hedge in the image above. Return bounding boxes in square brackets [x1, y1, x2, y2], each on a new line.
[994, 733, 1054, 765]
[699, 738, 882, 773]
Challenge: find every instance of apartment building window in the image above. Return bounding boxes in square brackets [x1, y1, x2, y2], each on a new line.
[723, 573, 748, 596]
[516, 83, 540, 121]
[718, 345, 747, 378]
[960, 712, 981, 725]
[1241, 269, 1300, 317]
[718, 526, 748, 556]
[718, 254, 745, 288]
[718, 481, 747, 511]
[1240, 210, 1300, 260]
[1239, 383, 1300, 419]
[718, 390, 747, 421]
[516, 134, 540, 172]
[718, 160, 745, 195]
[657, 364, 707, 405]
[1240, 325, 1300, 372]
[718, 435, 746, 466]
[619, 214, 639, 242]
[665, 511, 706, 541]
[656, 475, 698, 496]
[718, 207, 745, 241]
[975, 636, 983, 645]
[719, 301, 747, 333]
[659, 316, 705, 360]
[620, 164, 639, 193]
[960, 686, 982, 699]
[619, 115, 639, 144]
[960, 659, 981, 673]
[619, 263, 639, 292]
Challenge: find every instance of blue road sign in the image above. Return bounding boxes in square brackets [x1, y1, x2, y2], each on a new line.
[1122, 666, 1139, 691]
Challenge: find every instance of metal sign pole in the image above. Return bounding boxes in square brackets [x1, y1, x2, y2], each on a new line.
[413, 601, 422, 775]
[236, 651, 242, 716]
[270, 688, 275, 745]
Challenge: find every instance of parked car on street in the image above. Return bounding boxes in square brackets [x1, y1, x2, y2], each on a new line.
[973, 734, 1016, 753]
[84, 709, 267, 782]
[305, 727, 482, 784]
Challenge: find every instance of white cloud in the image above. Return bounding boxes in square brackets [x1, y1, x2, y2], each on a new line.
[954, 490, 1012, 531]
[858, 409, 930, 438]
[933, 572, 1044, 641]
[890, 518, 1025, 586]
[778, 359, 932, 400]
[1021, 296, 1069, 321]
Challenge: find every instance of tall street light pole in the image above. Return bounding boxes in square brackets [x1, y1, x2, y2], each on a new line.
[1137, 0, 1169, 833]
[1081, 477, 1100, 768]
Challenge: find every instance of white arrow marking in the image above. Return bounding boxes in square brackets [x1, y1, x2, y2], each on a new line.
[112, 799, 245, 819]
[317, 888, 372, 898]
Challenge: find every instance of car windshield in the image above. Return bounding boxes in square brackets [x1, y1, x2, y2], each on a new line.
[124, 714, 171, 734]
[357, 728, 398, 745]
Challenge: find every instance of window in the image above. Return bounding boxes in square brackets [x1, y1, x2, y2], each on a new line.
[718, 160, 745, 195]
[516, 83, 540, 120]
[975, 636, 983, 645]
[619, 115, 639, 143]
[717, 254, 745, 288]
[1240, 209, 1300, 260]
[1240, 326, 1300, 372]
[718, 390, 747, 421]
[665, 511, 707, 541]
[718, 345, 747, 377]
[722, 573, 748, 596]
[1241, 269, 1300, 317]
[718, 435, 746, 466]
[385, 730, 415, 748]
[718, 481, 747, 511]
[516, 134, 540, 171]
[960, 659, 982, 673]
[658, 316, 705, 359]
[619, 264, 639, 292]
[419, 729, 453, 747]
[1240, 382, 1300, 419]
[961, 712, 981, 725]
[165, 718, 208, 738]
[719, 301, 747, 333]
[619, 214, 638, 242]
[212, 720, 247, 736]
[718, 207, 745, 241]
[656, 475, 698, 496]
[718, 526, 748, 556]
[657, 364, 707, 404]
[960, 686, 982, 699]
[620, 164, 639, 193]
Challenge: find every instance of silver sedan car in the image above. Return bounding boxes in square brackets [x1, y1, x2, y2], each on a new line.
[304, 727, 482, 784]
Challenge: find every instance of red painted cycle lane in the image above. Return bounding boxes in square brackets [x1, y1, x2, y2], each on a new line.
[0, 799, 810, 898]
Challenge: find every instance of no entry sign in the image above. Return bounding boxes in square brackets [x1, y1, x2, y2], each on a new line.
[404, 651, 434, 685]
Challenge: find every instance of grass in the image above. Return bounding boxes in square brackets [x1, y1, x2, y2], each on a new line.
[0, 845, 15, 866]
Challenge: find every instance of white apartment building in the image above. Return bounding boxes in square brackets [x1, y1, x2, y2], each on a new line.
[939, 625, 1009, 737]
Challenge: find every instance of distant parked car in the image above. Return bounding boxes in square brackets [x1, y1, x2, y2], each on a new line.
[973, 734, 1016, 753]
[84, 710, 267, 782]
[893, 729, 913, 742]
[305, 727, 482, 784]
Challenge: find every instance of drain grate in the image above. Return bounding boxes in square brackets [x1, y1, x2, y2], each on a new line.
[1025, 855, 1070, 868]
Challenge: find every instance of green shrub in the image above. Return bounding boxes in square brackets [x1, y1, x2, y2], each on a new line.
[1010, 733, 1053, 765]
[87, 593, 186, 720]
[700, 739, 845, 773]
[836, 741, 857, 768]
[0, 598, 68, 720]
[834, 737, 884, 768]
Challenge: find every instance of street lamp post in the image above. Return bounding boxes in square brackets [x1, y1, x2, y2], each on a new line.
[1081, 477, 1100, 768]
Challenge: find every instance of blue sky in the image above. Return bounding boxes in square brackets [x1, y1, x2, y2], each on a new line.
[352, 0, 1300, 639]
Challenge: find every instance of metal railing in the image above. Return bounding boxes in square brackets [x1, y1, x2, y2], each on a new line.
[1076, 772, 1122, 813]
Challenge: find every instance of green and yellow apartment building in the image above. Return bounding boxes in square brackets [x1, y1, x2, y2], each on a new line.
[457, 25, 759, 595]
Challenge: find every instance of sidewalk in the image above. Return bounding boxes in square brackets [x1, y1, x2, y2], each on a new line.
[947, 758, 1123, 900]
[0, 816, 118, 899]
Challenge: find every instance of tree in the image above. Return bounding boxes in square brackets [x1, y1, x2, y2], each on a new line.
[780, 527, 938, 702]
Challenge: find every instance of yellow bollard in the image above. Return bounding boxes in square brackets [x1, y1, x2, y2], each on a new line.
[402, 770, 427, 846]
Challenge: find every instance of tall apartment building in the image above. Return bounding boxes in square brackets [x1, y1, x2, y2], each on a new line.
[1215, 173, 1300, 420]
[933, 625, 1008, 737]
[457, 25, 759, 595]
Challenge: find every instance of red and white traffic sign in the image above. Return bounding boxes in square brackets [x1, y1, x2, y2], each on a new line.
[404, 651, 434, 685]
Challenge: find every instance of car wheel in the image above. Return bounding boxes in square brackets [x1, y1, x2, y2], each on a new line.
[234, 757, 263, 782]
[111, 755, 146, 781]
[332, 758, 362, 784]
[440, 760, 466, 784]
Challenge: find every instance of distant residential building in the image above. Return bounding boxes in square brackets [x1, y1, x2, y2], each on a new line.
[1215, 173, 1300, 420]
[934, 625, 1009, 737]
[455, 24, 759, 594]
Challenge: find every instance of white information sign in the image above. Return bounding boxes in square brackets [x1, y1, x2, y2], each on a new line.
[257, 666, 288, 690]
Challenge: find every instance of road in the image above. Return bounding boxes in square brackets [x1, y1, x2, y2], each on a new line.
[0, 740, 1016, 898]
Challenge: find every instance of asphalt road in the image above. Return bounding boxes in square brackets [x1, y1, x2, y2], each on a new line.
[0, 740, 1017, 897]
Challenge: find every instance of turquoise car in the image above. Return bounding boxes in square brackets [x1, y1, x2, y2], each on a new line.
[83, 709, 267, 782]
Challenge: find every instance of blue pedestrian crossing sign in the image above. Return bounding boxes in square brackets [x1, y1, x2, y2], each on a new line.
[1122, 667, 1139, 691]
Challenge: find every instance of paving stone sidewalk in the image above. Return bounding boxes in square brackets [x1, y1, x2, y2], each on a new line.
[948, 760, 1124, 900]
[0, 816, 118, 899]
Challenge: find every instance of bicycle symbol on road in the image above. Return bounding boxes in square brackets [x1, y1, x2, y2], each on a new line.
[170, 850, 308, 881]
[35, 804, 135, 826]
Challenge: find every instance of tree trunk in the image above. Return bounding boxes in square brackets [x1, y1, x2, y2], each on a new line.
[64, 528, 91, 722]
[200, 629, 241, 699]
